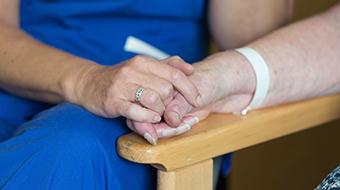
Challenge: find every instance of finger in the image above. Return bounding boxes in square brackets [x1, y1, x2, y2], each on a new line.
[182, 109, 211, 125]
[155, 122, 177, 138]
[161, 56, 194, 75]
[154, 122, 192, 138]
[164, 92, 193, 127]
[143, 58, 201, 107]
[124, 84, 165, 115]
[117, 99, 161, 123]
[126, 119, 136, 132]
[136, 76, 175, 105]
[131, 121, 159, 145]
[128, 120, 174, 139]
[139, 88, 165, 114]
[169, 108, 210, 135]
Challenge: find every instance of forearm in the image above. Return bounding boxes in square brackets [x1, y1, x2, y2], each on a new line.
[251, 4, 340, 107]
[209, 0, 293, 49]
[0, 21, 97, 103]
[215, 4, 340, 108]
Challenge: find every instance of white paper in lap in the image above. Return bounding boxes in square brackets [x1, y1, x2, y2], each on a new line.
[124, 36, 170, 60]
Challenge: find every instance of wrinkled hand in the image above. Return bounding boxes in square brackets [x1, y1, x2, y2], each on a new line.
[130, 52, 255, 145]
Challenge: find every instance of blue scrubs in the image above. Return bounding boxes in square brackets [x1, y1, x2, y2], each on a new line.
[0, 0, 231, 189]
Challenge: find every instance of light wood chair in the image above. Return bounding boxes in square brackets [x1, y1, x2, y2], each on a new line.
[118, 94, 340, 190]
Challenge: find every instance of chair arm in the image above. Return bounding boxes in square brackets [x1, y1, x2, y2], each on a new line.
[118, 94, 340, 171]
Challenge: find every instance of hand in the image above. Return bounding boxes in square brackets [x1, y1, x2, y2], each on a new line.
[126, 91, 203, 145]
[164, 93, 253, 127]
[165, 52, 255, 127]
[130, 51, 255, 145]
[66, 55, 201, 123]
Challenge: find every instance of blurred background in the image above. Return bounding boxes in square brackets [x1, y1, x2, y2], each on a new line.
[228, 1, 340, 189]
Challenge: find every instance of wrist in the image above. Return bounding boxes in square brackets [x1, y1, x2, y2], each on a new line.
[60, 58, 102, 105]
[214, 51, 257, 95]
[189, 51, 256, 105]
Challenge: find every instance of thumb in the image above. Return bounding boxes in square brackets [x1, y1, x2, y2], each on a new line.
[164, 92, 193, 127]
[171, 108, 211, 134]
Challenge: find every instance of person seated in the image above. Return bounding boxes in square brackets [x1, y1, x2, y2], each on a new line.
[0, 0, 339, 189]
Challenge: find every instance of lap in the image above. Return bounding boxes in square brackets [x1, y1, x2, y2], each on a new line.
[0, 91, 50, 140]
[0, 103, 156, 190]
[0, 120, 14, 142]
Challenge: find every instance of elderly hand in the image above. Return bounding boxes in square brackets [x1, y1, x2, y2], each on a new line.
[129, 51, 256, 144]
[165, 52, 256, 126]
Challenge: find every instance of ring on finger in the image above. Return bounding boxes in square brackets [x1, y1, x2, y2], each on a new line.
[135, 86, 145, 102]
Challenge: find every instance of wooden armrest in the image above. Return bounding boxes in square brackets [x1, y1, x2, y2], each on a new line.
[118, 94, 340, 171]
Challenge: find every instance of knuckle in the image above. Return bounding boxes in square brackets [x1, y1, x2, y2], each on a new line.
[125, 104, 135, 117]
[170, 56, 182, 62]
[161, 83, 173, 97]
[117, 66, 131, 76]
[103, 99, 116, 117]
[171, 70, 185, 83]
[146, 92, 159, 105]
[131, 55, 147, 64]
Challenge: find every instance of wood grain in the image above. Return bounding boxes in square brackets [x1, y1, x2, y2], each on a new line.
[118, 94, 340, 171]
[157, 159, 213, 190]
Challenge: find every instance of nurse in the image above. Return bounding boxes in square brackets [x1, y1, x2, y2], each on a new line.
[0, 0, 296, 189]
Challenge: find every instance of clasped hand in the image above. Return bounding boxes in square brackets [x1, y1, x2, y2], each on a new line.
[72, 53, 253, 145]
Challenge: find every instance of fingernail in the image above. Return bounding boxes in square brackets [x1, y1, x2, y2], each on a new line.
[153, 115, 161, 122]
[143, 133, 157, 145]
[159, 128, 177, 137]
[176, 123, 191, 135]
[169, 111, 180, 121]
[183, 116, 200, 126]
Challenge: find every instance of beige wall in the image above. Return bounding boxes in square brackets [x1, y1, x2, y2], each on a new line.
[230, 120, 340, 190]
[293, 0, 339, 20]
[229, 1, 340, 190]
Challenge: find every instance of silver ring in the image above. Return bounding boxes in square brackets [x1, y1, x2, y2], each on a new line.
[135, 86, 144, 102]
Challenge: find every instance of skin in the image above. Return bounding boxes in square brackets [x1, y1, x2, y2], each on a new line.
[157, 3, 340, 143]
[208, 0, 294, 49]
[131, 0, 296, 143]
[2, 0, 339, 145]
[69, 55, 201, 121]
[0, 0, 201, 138]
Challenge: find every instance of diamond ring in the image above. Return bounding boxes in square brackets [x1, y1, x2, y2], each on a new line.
[135, 86, 145, 102]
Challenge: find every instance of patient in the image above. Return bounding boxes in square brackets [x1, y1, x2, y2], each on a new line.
[0, 0, 339, 190]
[138, 3, 340, 142]
[126, 2, 340, 189]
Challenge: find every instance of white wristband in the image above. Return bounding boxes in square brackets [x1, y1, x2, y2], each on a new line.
[235, 47, 271, 116]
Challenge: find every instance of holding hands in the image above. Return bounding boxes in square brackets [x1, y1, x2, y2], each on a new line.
[67, 51, 255, 145]
[128, 52, 256, 144]
[66, 55, 203, 144]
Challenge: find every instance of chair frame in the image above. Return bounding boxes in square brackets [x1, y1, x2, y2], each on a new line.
[118, 94, 340, 190]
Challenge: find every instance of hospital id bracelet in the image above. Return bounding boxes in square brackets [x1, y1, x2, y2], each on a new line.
[235, 47, 271, 116]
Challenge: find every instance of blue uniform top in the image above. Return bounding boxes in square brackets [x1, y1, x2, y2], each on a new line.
[20, 0, 209, 64]
[1, 1, 232, 184]
[1, 0, 210, 132]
